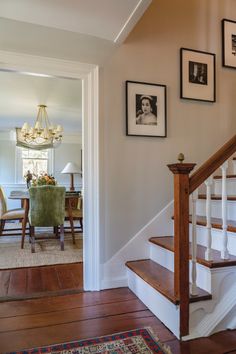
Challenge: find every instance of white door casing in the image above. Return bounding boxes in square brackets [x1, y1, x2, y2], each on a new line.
[0, 50, 100, 290]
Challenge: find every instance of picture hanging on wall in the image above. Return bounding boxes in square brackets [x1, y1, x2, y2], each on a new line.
[222, 18, 236, 69]
[126, 80, 167, 137]
[180, 48, 216, 102]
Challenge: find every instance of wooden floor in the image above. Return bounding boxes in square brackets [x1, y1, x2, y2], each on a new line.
[0, 286, 236, 353]
[0, 263, 83, 301]
[0, 263, 236, 353]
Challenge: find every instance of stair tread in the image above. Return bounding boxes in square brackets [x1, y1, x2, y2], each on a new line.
[172, 215, 236, 232]
[198, 194, 236, 201]
[149, 236, 236, 268]
[214, 174, 236, 179]
[191, 215, 236, 232]
[126, 259, 212, 305]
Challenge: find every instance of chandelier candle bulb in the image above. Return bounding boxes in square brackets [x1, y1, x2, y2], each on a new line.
[21, 122, 29, 132]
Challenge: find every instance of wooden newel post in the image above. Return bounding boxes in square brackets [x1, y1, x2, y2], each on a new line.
[167, 161, 196, 337]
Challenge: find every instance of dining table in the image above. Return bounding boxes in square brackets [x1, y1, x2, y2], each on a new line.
[9, 190, 81, 249]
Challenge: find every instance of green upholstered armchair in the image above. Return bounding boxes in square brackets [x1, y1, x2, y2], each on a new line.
[29, 185, 66, 253]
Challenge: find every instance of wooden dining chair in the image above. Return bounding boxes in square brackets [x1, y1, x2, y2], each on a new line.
[65, 195, 83, 243]
[0, 186, 26, 236]
[28, 185, 66, 253]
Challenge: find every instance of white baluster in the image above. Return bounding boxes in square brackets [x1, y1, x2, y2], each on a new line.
[220, 161, 229, 259]
[205, 176, 213, 260]
[190, 189, 198, 296]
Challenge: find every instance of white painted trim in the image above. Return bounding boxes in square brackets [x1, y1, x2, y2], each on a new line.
[0, 50, 100, 291]
[184, 279, 236, 340]
[83, 66, 100, 290]
[114, 0, 152, 43]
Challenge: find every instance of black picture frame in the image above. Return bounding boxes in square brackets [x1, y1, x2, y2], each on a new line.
[126, 80, 167, 137]
[222, 18, 236, 69]
[180, 48, 216, 102]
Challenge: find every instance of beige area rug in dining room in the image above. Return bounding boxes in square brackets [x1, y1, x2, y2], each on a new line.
[0, 226, 83, 269]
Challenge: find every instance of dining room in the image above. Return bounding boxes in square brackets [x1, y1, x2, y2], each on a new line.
[0, 69, 84, 300]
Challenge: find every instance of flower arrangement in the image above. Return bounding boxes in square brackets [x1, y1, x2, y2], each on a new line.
[32, 173, 57, 186]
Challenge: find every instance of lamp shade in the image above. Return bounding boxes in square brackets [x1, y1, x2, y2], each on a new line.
[61, 162, 81, 174]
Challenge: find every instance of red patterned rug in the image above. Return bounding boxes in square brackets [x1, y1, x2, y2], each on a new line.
[10, 327, 172, 353]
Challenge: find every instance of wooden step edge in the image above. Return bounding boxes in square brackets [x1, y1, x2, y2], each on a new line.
[126, 259, 212, 305]
[149, 236, 236, 269]
[198, 194, 236, 201]
[191, 216, 236, 233]
[171, 215, 236, 233]
[214, 174, 236, 179]
[149, 236, 173, 252]
[126, 259, 176, 304]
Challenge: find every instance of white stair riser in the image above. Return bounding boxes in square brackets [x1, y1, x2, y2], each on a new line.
[150, 243, 212, 292]
[150, 243, 174, 272]
[191, 225, 236, 256]
[196, 199, 236, 220]
[214, 178, 236, 196]
[127, 268, 180, 338]
[233, 160, 236, 174]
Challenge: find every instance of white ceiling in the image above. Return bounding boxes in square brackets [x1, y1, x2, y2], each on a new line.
[0, 0, 152, 135]
[0, 70, 82, 133]
[0, 0, 152, 43]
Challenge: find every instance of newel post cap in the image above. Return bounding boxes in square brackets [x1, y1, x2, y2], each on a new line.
[167, 163, 196, 175]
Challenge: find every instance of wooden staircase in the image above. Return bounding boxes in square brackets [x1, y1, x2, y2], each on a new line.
[125, 134, 236, 340]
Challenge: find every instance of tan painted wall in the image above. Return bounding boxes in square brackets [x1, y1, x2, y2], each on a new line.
[100, 0, 236, 261]
[1, 0, 236, 263]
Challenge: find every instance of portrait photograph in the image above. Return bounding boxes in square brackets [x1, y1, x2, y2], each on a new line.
[189, 61, 208, 85]
[180, 48, 216, 102]
[126, 81, 167, 137]
[135, 94, 158, 126]
[222, 19, 236, 68]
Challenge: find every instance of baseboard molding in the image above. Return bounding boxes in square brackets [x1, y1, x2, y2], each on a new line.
[101, 275, 128, 289]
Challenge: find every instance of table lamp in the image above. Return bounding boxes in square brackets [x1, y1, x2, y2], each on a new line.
[61, 162, 82, 191]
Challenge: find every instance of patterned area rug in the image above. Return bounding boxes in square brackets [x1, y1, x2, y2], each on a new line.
[0, 223, 83, 269]
[10, 328, 172, 354]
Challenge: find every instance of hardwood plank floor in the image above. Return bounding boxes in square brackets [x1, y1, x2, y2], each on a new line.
[0, 263, 83, 301]
[0, 263, 236, 353]
[0, 287, 235, 353]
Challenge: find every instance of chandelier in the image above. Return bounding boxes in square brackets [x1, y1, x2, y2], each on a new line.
[20, 105, 63, 148]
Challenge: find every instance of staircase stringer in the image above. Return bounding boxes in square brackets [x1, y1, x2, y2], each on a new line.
[183, 267, 236, 340]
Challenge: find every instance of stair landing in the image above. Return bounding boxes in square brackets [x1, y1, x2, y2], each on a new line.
[126, 259, 212, 305]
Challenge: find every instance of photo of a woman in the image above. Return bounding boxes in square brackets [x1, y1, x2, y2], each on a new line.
[136, 95, 157, 125]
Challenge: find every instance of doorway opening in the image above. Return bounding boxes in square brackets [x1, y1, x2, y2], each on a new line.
[0, 50, 100, 300]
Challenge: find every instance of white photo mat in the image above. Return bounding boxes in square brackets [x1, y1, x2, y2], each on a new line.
[126, 81, 167, 137]
[180, 48, 216, 102]
[222, 18, 236, 68]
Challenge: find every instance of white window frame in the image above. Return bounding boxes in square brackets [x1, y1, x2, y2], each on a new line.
[15, 146, 54, 184]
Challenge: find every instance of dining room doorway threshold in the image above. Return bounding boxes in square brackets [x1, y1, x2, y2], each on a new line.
[0, 262, 84, 302]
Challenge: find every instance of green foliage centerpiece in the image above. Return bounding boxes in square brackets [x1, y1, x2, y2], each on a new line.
[32, 174, 57, 186]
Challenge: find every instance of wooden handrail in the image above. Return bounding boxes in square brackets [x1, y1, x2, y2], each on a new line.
[189, 134, 236, 194]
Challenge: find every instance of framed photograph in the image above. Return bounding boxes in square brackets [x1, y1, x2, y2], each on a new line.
[126, 80, 167, 137]
[222, 18, 236, 68]
[180, 48, 216, 102]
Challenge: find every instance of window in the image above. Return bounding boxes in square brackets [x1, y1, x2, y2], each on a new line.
[16, 147, 54, 184]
